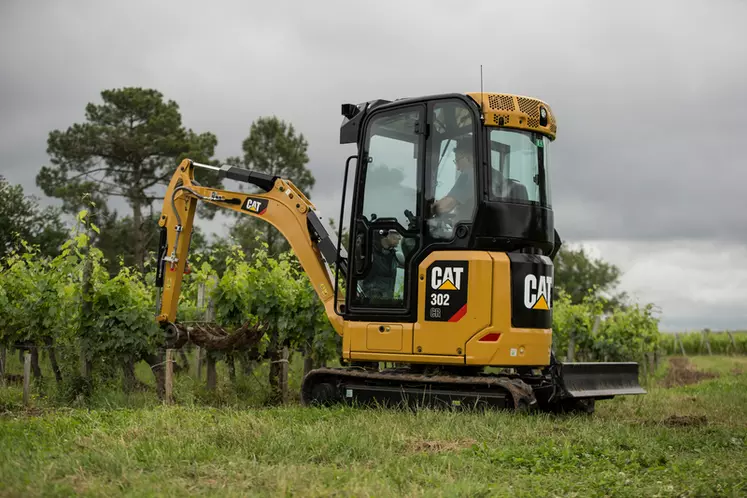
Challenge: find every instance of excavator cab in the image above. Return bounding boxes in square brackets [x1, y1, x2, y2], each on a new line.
[336, 94, 558, 353]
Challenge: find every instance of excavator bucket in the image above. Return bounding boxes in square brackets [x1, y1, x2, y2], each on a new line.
[557, 362, 647, 399]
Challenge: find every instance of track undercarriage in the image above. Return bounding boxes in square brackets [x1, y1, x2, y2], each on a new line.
[301, 358, 645, 414]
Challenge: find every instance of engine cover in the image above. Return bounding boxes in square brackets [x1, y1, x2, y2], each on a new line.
[508, 253, 554, 329]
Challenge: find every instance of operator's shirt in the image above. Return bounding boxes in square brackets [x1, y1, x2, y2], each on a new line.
[446, 168, 475, 221]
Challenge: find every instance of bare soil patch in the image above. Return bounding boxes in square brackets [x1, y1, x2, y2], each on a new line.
[660, 357, 718, 388]
[405, 438, 476, 454]
[662, 414, 708, 427]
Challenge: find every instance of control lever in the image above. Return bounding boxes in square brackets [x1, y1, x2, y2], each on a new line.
[404, 209, 418, 230]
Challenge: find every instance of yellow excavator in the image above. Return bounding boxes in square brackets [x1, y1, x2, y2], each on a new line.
[154, 91, 645, 413]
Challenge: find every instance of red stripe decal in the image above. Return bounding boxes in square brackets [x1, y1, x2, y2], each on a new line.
[259, 207, 267, 215]
[448, 304, 468, 322]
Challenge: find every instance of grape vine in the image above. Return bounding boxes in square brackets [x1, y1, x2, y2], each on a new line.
[0, 211, 668, 402]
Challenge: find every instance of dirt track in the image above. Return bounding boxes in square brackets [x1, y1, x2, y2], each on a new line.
[660, 357, 718, 388]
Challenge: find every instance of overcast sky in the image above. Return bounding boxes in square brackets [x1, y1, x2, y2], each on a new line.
[1, 0, 745, 331]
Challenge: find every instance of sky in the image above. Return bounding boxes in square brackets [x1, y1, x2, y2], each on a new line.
[1, 0, 745, 331]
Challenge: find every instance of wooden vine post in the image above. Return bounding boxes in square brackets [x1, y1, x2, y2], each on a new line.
[281, 346, 289, 403]
[205, 276, 217, 391]
[23, 351, 31, 406]
[0, 345, 5, 386]
[591, 315, 602, 336]
[702, 329, 712, 356]
[303, 352, 314, 377]
[649, 351, 656, 373]
[164, 349, 174, 404]
[195, 281, 207, 380]
[193, 277, 220, 390]
[566, 328, 576, 362]
[726, 330, 737, 355]
[206, 353, 217, 391]
[674, 332, 686, 356]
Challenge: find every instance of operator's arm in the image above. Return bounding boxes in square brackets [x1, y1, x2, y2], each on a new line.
[155, 159, 344, 335]
[432, 172, 470, 214]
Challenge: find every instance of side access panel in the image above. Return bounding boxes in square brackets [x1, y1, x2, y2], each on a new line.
[367, 324, 404, 351]
[464, 252, 553, 367]
[346, 321, 414, 355]
[413, 251, 493, 356]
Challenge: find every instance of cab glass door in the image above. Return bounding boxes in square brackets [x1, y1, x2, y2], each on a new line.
[349, 105, 424, 313]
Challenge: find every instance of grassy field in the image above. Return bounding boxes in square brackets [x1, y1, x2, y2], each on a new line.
[0, 356, 746, 497]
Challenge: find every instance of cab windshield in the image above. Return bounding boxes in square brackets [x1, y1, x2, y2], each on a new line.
[489, 129, 551, 206]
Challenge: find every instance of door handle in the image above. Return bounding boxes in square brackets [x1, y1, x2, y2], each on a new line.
[353, 232, 368, 276]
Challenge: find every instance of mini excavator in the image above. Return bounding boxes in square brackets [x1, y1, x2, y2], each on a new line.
[154, 91, 645, 413]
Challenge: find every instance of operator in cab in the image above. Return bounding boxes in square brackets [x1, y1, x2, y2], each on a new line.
[430, 136, 477, 237]
[360, 229, 404, 304]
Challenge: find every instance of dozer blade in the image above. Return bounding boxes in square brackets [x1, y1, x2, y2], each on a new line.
[557, 362, 647, 399]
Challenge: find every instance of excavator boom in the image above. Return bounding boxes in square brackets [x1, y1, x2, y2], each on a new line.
[155, 159, 344, 335]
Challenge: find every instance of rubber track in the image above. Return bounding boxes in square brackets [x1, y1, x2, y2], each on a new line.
[301, 367, 537, 410]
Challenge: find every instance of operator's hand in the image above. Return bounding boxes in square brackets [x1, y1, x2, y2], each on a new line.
[432, 196, 457, 216]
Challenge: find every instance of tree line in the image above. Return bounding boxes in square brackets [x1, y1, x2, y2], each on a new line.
[3, 87, 311, 273]
[3, 86, 626, 297]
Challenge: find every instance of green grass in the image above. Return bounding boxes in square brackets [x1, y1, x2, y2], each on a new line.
[1, 356, 746, 497]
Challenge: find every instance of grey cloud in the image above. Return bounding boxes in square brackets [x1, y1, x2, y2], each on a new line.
[4, 0, 745, 243]
[1, 0, 746, 327]
[583, 240, 747, 331]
